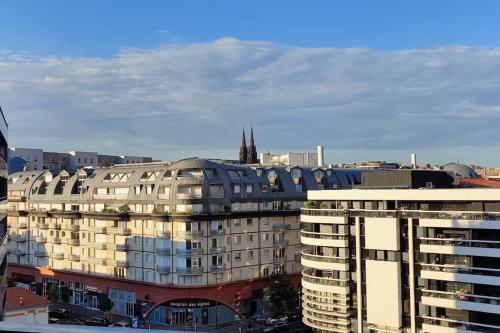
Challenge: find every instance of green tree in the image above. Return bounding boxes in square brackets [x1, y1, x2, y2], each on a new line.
[267, 272, 298, 317]
[48, 284, 61, 302]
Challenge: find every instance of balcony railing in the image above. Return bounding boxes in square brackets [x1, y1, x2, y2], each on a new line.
[273, 239, 289, 247]
[9, 234, 27, 242]
[35, 236, 47, 243]
[68, 254, 80, 262]
[302, 270, 350, 287]
[114, 244, 128, 252]
[66, 239, 80, 246]
[62, 224, 80, 232]
[301, 249, 350, 264]
[301, 208, 346, 217]
[177, 230, 203, 237]
[93, 194, 129, 200]
[108, 227, 131, 235]
[51, 253, 64, 260]
[156, 265, 171, 274]
[34, 250, 47, 257]
[176, 266, 203, 274]
[209, 264, 226, 272]
[86, 243, 107, 250]
[176, 192, 202, 199]
[49, 223, 61, 230]
[17, 222, 27, 229]
[273, 257, 287, 264]
[272, 223, 291, 230]
[36, 222, 49, 230]
[301, 229, 349, 241]
[422, 289, 500, 306]
[88, 257, 106, 265]
[421, 263, 500, 277]
[88, 226, 107, 233]
[156, 230, 171, 239]
[156, 247, 171, 255]
[421, 316, 500, 333]
[158, 193, 170, 200]
[209, 246, 226, 254]
[9, 249, 26, 256]
[420, 237, 500, 249]
[210, 229, 226, 236]
[50, 237, 61, 244]
[176, 248, 203, 256]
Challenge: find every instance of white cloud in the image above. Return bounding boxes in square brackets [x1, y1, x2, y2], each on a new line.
[1, 39, 500, 164]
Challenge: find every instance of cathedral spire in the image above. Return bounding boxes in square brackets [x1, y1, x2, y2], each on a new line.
[239, 126, 247, 164]
[247, 126, 257, 164]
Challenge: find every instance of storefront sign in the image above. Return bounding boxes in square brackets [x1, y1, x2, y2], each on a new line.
[166, 299, 216, 308]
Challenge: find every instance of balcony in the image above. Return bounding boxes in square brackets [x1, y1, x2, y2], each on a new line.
[300, 208, 348, 224]
[93, 194, 129, 200]
[301, 229, 349, 248]
[156, 247, 171, 255]
[62, 224, 79, 232]
[273, 257, 287, 264]
[272, 223, 291, 231]
[35, 236, 47, 243]
[158, 193, 170, 200]
[9, 234, 27, 242]
[176, 266, 203, 275]
[421, 264, 500, 286]
[176, 248, 203, 256]
[49, 223, 61, 230]
[273, 239, 289, 247]
[210, 229, 226, 236]
[209, 264, 226, 272]
[108, 227, 131, 235]
[34, 250, 47, 257]
[156, 264, 171, 274]
[66, 239, 80, 246]
[421, 315, 500, 333]
[88, 226, 107, 233]
[50, 237, 61, 244]
[109, 259, 128, 268]
[87, 257, 106, 265]
[51, 253, 64, 260]
[156, 230, 171, 239]
[176, 192, 202, 200]
[9, 249, 26, 256]
[301, 249, 350, 271]
[302, 269, 350, 295]
[87, 243, 107, 250]
[17, 222, 27, 229]
[177, 230, 203, 237]
[209, 246, 226, 254]
[114, 244, 128, 252]
[68, 254, 80, 262]
[36, 222, 49, 230]
[419, 237, 500, 258]
[422, 289, 500, 315]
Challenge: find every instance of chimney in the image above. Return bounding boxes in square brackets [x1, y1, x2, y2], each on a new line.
[317, 145, 324, 167]
[411, 153, 417, 169]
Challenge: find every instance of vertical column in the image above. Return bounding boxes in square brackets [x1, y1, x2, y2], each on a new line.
[355, 217, 363, 333]
[408, 218, 416, 333]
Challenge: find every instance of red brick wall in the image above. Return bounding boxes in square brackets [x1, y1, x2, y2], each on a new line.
[8, 264, 301, 312]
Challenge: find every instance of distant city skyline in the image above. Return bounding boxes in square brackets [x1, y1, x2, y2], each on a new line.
[2, 1, 500, 165]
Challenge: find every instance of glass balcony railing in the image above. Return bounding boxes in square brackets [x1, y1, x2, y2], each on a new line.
[302, 270, 350, 287]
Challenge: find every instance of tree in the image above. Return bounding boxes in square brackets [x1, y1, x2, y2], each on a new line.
[48, 283, 61, 302]
[267, 272, 299, 317]
[98, 295, 114, 323]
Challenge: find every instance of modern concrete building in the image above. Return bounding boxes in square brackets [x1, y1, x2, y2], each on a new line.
[8, 148, 43, 171]
[0, 106, 8, 317]
[6, 158, 362, 327]
[260, 150, 320, 167]
[300, 170, 500, 333]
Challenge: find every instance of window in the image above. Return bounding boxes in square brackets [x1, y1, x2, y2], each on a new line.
[262, 266, 269, 277]
[146, 254, 153, 263]
[263, 249, 270, 258]
[234, 219, 241, 227]
[233, 184, 241, 194]
[234, 235, 241, 244]
[248, 250, 254, 260]
[235, 252, 241, 261]
[135, 253, 141, 261]
[263, 233, 269, 241]
[246, 218, 253, 226]
[246, 184, 253, 193]
[247, 234, 253, 242]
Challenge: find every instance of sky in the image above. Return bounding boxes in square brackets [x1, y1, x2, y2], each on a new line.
[2, 1, 500, 165]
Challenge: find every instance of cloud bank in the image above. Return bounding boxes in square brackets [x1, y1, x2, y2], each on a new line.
[1, 38, 500, 164]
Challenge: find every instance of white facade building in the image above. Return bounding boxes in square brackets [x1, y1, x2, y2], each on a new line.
[260, 151, 319, 166]
[68, 151, 98, 170]
[301, 187, 500, 333]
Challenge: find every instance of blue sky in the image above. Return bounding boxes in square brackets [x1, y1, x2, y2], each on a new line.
[2, 1, 500, 165]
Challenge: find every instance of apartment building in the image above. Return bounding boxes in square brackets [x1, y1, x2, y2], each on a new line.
[300, 170, 500, 333]
[7, 158, 361, 327]
[0, 106, 8, 316]
[8, 148, 43, 171]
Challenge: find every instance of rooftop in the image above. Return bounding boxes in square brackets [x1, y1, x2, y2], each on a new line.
[5, 287, 51, 311]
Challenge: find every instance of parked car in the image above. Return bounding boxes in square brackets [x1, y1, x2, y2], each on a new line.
[266, 316, 288, 326]
[252, 314, 265, 324]
[264, 322, 288, 333]
[109, 321, 131, 328]
[49, 308, 69, 319]
[85, 317, 109, 326]
[65, 319, 84, 325]
[48, 318, 60, 324]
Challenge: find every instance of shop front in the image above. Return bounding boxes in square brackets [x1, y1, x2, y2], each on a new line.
[148, 298, 237, 327]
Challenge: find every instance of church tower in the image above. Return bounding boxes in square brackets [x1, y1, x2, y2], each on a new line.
[239, 127, 247, 164]
[247, 126, 257, 164]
